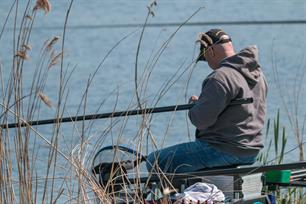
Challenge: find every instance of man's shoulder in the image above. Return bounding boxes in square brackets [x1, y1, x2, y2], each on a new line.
[209, 67, 241, 81]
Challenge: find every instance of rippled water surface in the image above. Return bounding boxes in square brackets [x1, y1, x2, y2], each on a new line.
[0, 0, 306, 171]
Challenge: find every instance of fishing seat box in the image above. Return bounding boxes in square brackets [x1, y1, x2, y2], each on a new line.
[171, 165, 268, 203]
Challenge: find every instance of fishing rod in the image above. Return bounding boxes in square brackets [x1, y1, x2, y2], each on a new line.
[0, 97, 253, 129]
[21, 20, 306, 30]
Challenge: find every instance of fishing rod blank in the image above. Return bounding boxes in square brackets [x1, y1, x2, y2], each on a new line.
[22, 20, 306, 30]
[1, 97, 253, 129]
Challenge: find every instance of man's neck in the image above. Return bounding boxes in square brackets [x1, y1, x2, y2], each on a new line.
[224, 51, 235, 58]
[215, 51, 236, 69]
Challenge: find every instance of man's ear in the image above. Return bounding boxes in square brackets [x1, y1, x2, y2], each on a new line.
[207, 47, 215, 58]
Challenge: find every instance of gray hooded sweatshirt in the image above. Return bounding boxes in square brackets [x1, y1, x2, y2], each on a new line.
[188, 45, 267, 156]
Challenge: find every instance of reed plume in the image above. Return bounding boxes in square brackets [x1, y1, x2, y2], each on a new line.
[47, 36, 60, 50]
[15, 50, 29, 60]
[33, 0, 51, 14]
[49, 52, 63, 69]
[37, 91, 52, 108]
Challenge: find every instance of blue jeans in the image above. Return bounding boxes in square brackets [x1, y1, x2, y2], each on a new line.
[146, 140, 256, 173]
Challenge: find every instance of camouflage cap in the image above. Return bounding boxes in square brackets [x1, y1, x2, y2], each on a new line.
[196, 29, 232, 62]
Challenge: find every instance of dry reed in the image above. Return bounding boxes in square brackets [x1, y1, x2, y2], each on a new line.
[33, 0, 51, 14]
[4, 0, 305, 203]
[37, 91, 52, 108]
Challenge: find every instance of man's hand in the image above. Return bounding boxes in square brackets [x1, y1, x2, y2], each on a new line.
[189, 95, 199, 104]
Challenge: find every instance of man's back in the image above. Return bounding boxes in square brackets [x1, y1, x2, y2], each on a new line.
[189, 45, 268, 156]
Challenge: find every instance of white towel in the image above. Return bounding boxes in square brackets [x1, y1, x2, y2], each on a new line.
[174, 182, 225, 204]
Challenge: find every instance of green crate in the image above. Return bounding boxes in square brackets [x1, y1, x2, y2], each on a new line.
[264, 170, 291, 184]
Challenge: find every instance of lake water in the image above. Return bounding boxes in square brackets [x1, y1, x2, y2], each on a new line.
[0, 0, 306, 200]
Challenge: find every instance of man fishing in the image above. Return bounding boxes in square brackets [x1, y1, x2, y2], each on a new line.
[146, 29, 268, 173]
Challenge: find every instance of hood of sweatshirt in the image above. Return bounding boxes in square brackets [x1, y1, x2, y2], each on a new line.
[219, 45, 261, 88]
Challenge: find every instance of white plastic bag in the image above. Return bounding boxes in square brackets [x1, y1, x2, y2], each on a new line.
[174, 182, 225, 204]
